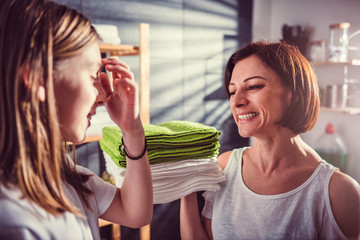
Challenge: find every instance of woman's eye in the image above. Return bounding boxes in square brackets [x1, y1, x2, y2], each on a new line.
[229, 90, 236, 96]
[248, 84, 264, 90]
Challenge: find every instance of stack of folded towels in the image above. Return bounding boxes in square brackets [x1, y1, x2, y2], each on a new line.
[99, 120, 225, 204]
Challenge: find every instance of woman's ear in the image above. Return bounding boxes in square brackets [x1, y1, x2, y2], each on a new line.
[284, 88, 292, 107]
[21, 63, 46, 102]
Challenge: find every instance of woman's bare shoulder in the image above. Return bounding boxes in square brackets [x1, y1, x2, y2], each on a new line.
[217, 151, 232, 170]
[329, 171, 360, 202]
[329, 171, 360, 239]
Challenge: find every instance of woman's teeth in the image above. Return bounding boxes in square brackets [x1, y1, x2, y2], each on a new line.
[238, 112, 259, 120]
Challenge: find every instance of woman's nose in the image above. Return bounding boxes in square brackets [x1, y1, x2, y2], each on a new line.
[231, 90, 248, 107]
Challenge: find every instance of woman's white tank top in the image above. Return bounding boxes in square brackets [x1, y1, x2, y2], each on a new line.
[202, 147, 347, 240]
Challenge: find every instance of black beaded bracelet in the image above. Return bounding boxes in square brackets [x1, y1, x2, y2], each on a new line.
[119, 137, 147, 160]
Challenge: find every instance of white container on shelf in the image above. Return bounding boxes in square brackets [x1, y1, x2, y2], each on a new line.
[325, 83, 347, 108]
[346, 80, 360, 108]
[309, 40, 326, 62]
[93, 24, 121, 45]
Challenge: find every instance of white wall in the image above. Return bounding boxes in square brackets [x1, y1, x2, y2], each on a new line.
[253, 0, 360, 182]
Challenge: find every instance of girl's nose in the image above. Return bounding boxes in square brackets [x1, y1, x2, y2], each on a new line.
[93, 81, 105, 106]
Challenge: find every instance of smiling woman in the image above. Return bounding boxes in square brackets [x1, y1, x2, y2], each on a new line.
[0, 0, 152, 239]
[227, 55, 292, 138]
[224, 42, 319, 135]
[180, 42, 360, 240]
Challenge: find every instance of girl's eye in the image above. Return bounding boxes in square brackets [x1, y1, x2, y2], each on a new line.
[91, 76, 99, 84]
[91, 66, 103, 83]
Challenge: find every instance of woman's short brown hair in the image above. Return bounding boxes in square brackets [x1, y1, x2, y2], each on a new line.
[224, 41, 319, 134]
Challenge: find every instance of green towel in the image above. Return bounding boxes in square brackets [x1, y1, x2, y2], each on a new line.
[99, 120, 221, 168]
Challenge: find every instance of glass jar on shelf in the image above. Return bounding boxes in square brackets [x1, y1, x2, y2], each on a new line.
[329, 22, 350, 62]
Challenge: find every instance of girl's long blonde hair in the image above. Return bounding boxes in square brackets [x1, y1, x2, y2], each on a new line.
[0, 0, 100, 215]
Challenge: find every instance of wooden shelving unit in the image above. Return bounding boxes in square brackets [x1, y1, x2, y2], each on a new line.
[100, 44, 139, 56]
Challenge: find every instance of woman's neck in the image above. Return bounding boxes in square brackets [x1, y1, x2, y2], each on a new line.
[247, 131, 317, 174]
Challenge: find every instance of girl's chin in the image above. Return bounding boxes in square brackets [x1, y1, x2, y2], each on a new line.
[60, 123, 88, 144]
[63, 131, 87, 144]
[66, 136, 85, 144]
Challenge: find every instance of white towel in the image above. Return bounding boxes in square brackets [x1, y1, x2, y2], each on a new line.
[103, 152, 225, 204]
[93, 24, 121, 45]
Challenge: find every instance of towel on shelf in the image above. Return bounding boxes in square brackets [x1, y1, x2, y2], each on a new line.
[92, 24, 121, 45]
[104, 152, 225, 204]
[99, 120, 221, 168]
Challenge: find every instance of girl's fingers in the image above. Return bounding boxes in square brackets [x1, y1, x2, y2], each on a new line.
[105, 64, 134, 80]
[103, 57, 130, 68]
[101, 58, 137, 97]
[113, 77, 137, 93]
[103, 58, 134, 80]
[102, 58, 131, 72]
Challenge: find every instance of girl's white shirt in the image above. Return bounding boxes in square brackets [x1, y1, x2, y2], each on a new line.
[0, 165, 117, 240]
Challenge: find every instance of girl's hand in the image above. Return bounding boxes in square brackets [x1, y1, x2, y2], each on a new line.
[99, 58, 142, 136]
[98, 61, 152, 228]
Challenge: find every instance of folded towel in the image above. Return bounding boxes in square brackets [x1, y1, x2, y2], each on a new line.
[99, 120, 221, 168]
[153, 182, 221, 204]
[153, 171, 224, 191]
[104, 152, 225, 204]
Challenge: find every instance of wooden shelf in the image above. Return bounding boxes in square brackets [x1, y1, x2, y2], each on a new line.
[100, 44, 139, 56]
[311, 61, 348, 66]
[321, 106, 360, 114]
[311, 60, 360, 66]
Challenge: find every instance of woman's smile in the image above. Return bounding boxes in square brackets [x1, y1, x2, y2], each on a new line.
[238, 112, 259, 120]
